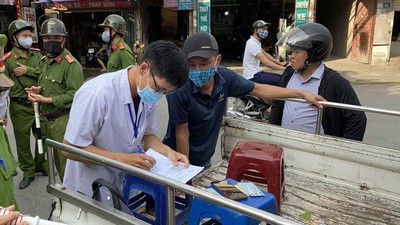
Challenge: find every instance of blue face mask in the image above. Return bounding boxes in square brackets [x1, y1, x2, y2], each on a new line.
[189, 59, 218, 88]
[17, 37, 32, 49]
[137, 76, 162, 105]
[102, 31, 110, 43]
[257, 30, 268, 39]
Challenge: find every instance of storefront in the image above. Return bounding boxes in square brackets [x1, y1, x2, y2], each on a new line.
[38, 0, 134, 66]
[210, 0, 295, 59]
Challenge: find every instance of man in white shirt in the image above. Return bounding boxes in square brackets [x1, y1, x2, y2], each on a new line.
[243, 20, 286, 85]
[63, 40, 190, 196]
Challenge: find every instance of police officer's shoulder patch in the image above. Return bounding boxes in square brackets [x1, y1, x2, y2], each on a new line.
[65, 54, 75, 64]
[119, 42, 125, 50]
[29, 48, 41, 51]
[2, 52, 11, 61]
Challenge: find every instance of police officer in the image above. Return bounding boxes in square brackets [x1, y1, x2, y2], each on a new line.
[0, 55, 20, 208]
[3, 19, 46, 189]
[26, 18, 84, 181]
[99, 14, 134, 72]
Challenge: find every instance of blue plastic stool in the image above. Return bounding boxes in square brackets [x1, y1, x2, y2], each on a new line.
[122, 173, 192, 225]
[188, 178, 278, 225]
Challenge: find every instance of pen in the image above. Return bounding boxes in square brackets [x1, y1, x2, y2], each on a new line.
[136, 144, 146, 154]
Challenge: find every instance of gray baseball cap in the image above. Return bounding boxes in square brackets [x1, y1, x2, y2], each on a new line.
[183, 32, 219, 59]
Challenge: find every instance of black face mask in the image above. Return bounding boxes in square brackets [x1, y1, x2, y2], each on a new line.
[43, 41, 63, 57]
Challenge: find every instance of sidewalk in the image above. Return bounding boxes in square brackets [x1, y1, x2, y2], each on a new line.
[221, 56, 400, 84]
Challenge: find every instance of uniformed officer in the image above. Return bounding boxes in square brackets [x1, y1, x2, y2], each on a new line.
[26, 18, 84, 181]
[99, 14, 134, 72]
[0, 57, 20, 209]
[3, 19, 46, 190]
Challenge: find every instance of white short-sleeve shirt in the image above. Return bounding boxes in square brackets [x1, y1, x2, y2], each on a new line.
[63, 66, 158, 196]
[243, 36, 262, 80]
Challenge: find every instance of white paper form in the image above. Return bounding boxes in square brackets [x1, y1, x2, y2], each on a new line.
[145, 148, 204, 183]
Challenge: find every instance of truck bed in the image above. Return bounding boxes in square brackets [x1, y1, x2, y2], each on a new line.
[192, 160, 400, 225]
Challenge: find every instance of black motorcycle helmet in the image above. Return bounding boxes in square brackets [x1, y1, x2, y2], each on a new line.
[276, 22, 333, 64]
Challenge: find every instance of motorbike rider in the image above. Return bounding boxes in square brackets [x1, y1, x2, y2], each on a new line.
[243, 20, 287, 85]
[3, 19, 47, 190]
[269, 23, 367, 141]
[99, 14, 134, 72]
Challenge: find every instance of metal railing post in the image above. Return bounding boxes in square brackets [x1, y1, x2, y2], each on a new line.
[315, 108, 323, 134]
[47, 146, 56, 185]
[166, 186, 176, 225]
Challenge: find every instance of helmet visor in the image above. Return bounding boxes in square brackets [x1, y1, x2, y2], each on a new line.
[275, 27, 312, 59]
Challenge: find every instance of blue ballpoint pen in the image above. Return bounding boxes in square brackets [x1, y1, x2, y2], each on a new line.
[136, 144, 146, 154]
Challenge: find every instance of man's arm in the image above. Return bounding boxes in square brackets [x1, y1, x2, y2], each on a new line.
[256, 52, 285, 70]
[175, 123, 189, 157]
[261, 49, 286, 66]
[251, 83, 325, 108]
[63, 140, 156, 170]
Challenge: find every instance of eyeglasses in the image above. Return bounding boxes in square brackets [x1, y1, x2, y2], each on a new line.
[145, 61, 175, 94]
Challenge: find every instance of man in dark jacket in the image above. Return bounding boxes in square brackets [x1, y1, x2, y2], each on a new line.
[270, 23, 367, 141]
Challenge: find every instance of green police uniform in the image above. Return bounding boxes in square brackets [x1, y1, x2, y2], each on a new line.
[107, 38, 134, 72]
[3, 48, 47, 178]
[99, 14, 135, 72]
[39, 49, 83, 179]
[0, 126, 19, 210]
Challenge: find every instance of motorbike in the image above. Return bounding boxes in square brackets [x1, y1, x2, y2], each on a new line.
[227, 95, 273, 121]
[86, 41, 100, 68]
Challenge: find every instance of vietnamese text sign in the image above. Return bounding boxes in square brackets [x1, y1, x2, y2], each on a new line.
[23, 7, 38, 43]
[198, 0, 210, 33]
[295, 0, 309, 26]
[178, 0, 193, 10]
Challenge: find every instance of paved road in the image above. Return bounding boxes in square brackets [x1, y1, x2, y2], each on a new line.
[9, 79, 400, 220]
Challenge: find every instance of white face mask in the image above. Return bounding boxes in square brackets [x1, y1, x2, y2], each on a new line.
[17, 37, 33, 49]
[102, 31, 111, 43]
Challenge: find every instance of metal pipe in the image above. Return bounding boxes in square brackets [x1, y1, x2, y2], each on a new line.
[47, 146, 56, 185]
[166, 186, 175, 225]
[278, 98, 400, 117]
[46, 139, 300, 225]
[315, 108, 323, 134]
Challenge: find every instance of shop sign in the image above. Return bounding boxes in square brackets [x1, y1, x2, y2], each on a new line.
[23, 7, 38, 43]
[43, 1, 131, 9]
[198, 0, 210, 33]
[178, 0, 193, 10]
[164, 0, 177, 8]
[295, 0, 309, 26]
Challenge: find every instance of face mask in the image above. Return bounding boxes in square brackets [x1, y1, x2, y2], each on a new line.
[17, 37, 32, 49]
[102, 31, 110, 43]
[188, 59, 218, 88]
[137, 75, 162, 104]
[257, 30, 268, 39]
[43, 41, 63, 57]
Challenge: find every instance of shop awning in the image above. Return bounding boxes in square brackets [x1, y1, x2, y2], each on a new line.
[39, 0, 132, 9]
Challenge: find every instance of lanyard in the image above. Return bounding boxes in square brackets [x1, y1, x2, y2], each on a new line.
[127, 103, 142, 139]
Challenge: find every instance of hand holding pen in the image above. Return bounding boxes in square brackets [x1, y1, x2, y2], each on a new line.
[123, 144, 155, 170]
